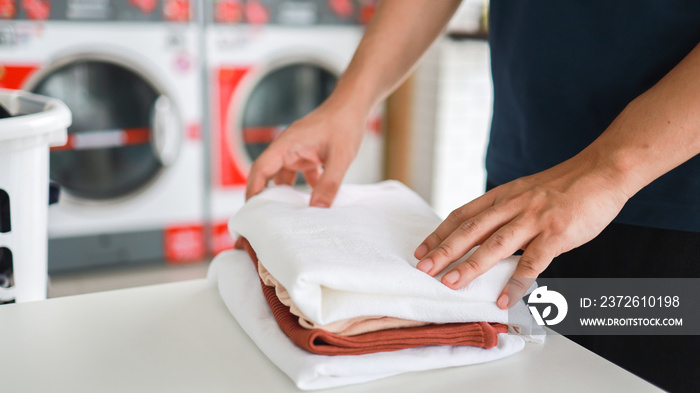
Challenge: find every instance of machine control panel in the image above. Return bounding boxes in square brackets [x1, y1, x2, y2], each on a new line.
[208, 0, 378, 25]
[0, 0, 194, 22]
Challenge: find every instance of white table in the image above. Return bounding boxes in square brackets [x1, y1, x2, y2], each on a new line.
[0, 279, 662, 392]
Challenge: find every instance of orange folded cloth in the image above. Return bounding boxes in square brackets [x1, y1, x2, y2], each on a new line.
[236, 237, 508, 356]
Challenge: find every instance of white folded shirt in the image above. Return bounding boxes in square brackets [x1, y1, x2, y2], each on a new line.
[208, 250, 527, 390]
[229, 181, 542, 338]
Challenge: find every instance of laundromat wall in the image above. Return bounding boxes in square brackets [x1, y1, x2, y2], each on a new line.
[0, 0, 385, 273]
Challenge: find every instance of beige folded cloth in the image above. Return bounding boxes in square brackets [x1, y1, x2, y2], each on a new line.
[258, 261, 431, 336]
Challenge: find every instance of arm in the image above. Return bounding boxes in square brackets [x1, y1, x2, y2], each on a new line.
[246, 0, 462, 207]
[415, 42, 700, 308]
[326, 0, 463, 120]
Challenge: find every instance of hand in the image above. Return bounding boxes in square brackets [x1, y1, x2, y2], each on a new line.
[413, 155, 630, 309]
[246, 101, 366, 207]
[245, 0, 465, 208]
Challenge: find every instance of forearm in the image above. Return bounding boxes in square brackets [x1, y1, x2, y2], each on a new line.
[582, 42, 700, 198]
[324, 0, 462, 115]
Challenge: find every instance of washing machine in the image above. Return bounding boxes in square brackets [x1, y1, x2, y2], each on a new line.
[204, 0, 383, 255]
[0, 0, 206, 271]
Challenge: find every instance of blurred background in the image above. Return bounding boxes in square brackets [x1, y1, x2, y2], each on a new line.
[0, 0, 491, 298]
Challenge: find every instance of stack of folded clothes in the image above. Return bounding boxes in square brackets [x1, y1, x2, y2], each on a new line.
[208, 181, 543, 390]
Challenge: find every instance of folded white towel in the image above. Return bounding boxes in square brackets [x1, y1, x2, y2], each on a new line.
[229, 181, 542, 338]
[208, 250, 527, 390]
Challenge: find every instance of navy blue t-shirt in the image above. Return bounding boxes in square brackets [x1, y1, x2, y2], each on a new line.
[486, 1, 700, 232]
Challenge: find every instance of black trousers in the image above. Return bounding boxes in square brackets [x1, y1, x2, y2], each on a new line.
[486, 181, 700, 392]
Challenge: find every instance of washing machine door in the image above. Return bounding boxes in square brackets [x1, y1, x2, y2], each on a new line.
[31, 58, 180, 201]
[238, 62, 337, 184]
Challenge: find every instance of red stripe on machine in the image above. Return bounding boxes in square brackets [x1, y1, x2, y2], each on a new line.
[217, 66, 251, 187]
[242, 126, 282, 144]
[50, 128, 151, 151]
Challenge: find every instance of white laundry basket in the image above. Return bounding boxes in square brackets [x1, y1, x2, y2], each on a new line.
[0, 89, 71, 303]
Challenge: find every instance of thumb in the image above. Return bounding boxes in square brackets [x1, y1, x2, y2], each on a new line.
[309, 154, 350, 208]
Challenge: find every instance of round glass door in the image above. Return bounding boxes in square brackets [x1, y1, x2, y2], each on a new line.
[239, 63, 337, 185]
[33, 59, 164, 200]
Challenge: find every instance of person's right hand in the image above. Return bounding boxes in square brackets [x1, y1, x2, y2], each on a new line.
[245, 101, 366, 207]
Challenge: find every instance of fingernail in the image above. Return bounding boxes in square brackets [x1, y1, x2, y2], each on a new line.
[443, 270, 460, 285]
[415, 244, 428, 259]
[497, 293, 509, 310]
[310, 200, 329, 208]
[416, 258, 433, 273]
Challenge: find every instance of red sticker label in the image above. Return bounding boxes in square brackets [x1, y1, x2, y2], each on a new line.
[129, 0, 157, 14]
[210, 221, 235, 255]
[328, 0, 353, 19]
[164, 224, 206, 263]
[21, 0, 49, 20]
[244, 0, 269, 25]
[215, 0, 243, 24]
[0, 0, 16, 19]
[358, 1, 377, 25]
[163, 0, 189, 22]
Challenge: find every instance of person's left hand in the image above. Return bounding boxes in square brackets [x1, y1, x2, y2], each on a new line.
[413, 154, 630, 309]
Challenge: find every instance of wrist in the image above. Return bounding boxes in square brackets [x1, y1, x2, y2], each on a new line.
[320, 90, 372, 124]
[581, 95, 676, 200]
[324, 70, 384, 116]
[306, 92, 371, 142]
[575, 137, 646, 201]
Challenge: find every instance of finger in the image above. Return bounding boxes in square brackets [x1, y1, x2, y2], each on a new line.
[274, 168, 297, 186]
[302, 166, 321, 188]
[414, 193, 496, 260]
[497, 277, 536, 310]
[437, 219, 534, 289]
[308, 152, 351, 208]
[497, 236, 552, 309]
[246, 147, 284, 200]
[416, 206, 514, 277]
